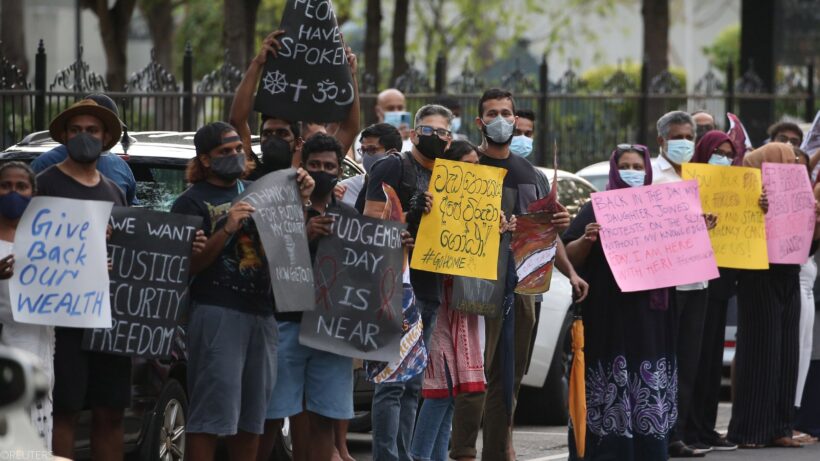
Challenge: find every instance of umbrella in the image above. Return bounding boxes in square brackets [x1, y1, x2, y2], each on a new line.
[569, 303, 587, 458]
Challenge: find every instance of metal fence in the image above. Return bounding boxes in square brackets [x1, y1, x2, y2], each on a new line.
[1, 41, 817, 172]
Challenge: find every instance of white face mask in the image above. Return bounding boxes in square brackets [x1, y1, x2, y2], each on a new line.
[708, 154, 732, 166]
[664, 139, 695, 164]
[619, 169, 646, 187]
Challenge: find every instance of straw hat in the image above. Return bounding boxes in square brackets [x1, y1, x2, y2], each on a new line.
[49, 99, 122, 151]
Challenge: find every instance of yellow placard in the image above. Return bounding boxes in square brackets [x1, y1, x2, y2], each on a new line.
[410, 159, 507, 280]
[682, 163, 768, 269]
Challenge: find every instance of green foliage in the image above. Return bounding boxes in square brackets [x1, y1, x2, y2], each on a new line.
[175, 0, 225, 80]
[701, 23, 740, 75]
[581, 61, 687, 91]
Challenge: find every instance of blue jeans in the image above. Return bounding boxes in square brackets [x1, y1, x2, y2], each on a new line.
[372, 373, 424, 461]
[410, 396, 455, 461]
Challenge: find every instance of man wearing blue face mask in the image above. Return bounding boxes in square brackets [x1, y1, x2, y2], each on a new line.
[338, 123, 402, 212]
[651, 110, 718, 458]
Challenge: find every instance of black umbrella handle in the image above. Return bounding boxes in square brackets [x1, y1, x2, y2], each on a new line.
[572, 299, 583, 320]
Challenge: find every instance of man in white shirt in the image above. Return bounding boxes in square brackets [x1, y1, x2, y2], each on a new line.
[652, 110, 720, 458]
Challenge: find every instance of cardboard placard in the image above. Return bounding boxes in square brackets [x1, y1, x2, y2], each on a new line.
[762, 162, 816, 264]
[253, 0, 355, 122]
[10, 197, 113, 328]
[237, 168, 315, 312]
[299, 206, 405, 361]
[82, 207, 202, 358]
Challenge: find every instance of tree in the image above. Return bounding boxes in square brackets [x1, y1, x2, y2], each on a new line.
[1, 0, 28, 79]
[390, 0, 409, 85]
[139, 0, 180, 71]
[702, 24, 740, 76]
[223, 0, 262, 71]
[642, 0, 669, 80]
[364, 0, 381, 88]
[83, 0, 138, 91]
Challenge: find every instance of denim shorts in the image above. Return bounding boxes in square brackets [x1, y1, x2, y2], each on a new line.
[186, 304, 277, 435]
[266, 321, 354, 420]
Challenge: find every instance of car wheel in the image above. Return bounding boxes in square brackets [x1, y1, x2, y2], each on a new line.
[140, 379, 187, 461]
[348, 411, 372, 433]
[517, 310, 573, 425]
[270, 416, 293, 461]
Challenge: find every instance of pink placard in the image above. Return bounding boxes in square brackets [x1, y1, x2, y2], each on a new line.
[762, 163, 816, 264]
[591, 180, 719, 292]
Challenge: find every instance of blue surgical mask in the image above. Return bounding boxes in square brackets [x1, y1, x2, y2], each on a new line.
[708, 154, 732, 166]
[664, 139, 695, 164]
[483, 115, 515, 144]
[451, 117, 461, 134]
[0, 191, 31, 220]
[619, 169, 646, 187]
[510, 135, 533, 158]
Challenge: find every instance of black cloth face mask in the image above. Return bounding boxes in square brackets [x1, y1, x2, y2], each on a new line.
[261, 137, 294, 173]
[415, 134, 448, 160]
[67, 132, 103, 164]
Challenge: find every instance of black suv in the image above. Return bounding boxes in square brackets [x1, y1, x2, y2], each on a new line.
[0, 131, 363, 460]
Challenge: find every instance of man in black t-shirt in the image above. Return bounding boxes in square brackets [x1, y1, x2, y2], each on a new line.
[450, 89, 589, 461]
[40, 100, 130, 460]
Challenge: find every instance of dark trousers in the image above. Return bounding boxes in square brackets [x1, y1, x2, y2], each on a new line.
[671, 288, 710, 444]
[688, 295, 730, 443]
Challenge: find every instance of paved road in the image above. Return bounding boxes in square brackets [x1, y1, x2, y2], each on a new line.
[347, 403, 820, 460]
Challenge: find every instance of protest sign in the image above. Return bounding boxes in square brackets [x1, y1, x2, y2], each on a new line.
[512, 212, 558, 294]
[238, 168, 315, 312]
[10, 197, 113, 328]
[762, 163, 816, 264]
[727, 112, 753, 159]
[82, 208, 202, 358]
[254, 0, 354, 122]
[682, 163, 768, 269]
[592, 180, 719, 292]
[410, 159, 507, 280]
[299, 206, 405, 361]
[451, 188, 517, 317]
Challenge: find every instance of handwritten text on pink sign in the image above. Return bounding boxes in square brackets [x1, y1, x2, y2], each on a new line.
[591, 180, 719, 292]
[762, 163, 816, 264]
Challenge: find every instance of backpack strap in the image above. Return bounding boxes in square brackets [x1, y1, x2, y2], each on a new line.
[396, 151, 418, 209]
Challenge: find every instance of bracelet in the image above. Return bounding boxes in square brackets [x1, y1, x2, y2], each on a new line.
[303, 199, 312, 209]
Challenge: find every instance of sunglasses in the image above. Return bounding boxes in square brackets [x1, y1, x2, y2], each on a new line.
[616, 143, 647, 153]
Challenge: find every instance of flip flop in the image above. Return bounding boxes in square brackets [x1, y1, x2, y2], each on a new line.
[772, 437, 803, 448]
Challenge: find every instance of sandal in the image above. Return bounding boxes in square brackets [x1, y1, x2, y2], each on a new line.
[772, 436, 803, 448]
[793, 431, 819, 444]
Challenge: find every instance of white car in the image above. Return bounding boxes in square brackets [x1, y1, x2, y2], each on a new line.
[516, 169, 597, 424]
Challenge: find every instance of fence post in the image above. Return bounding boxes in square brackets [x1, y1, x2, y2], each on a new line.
[638, 58, 649, 146]
[34, 39, 46, 132]
[434, 52, 446, 95]
[725, 61, 735, 121]
[182, 42, 193, 132]
[806, 61, 815, 122]
[537, 54, 548, 168]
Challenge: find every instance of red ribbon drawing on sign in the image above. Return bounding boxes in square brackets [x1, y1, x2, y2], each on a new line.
[315, 255, 338, 310]
[378, 267, 397, 320]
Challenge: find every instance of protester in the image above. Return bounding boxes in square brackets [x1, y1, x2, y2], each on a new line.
[410, 140, 506, 461]
[338, 123, 402, 211]
[728, 142, 820, 448]
[0, 162, 53, 447]
[475, 88, 588, 461]
[651, 110, 716, 458]
[31, 93, 137, 205]
[768, 121, 803, 147]
[352, 88, 414, 161]
[363, 104, 450, 461]
[511, 109, 535, 159]
[37, 99, 129, 460]
[230, 30, 360, 177]
[171, 121, 314, 460]
[433, 96, 464, 139]
[692, 110, 716, 141]
[794, 147, 818, 445]
[563, 143, 676, 461]
[686, 130, 741, 452]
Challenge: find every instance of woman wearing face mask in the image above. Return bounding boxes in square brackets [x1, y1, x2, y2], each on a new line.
[727, 142, 820, 449]
[562, 145, 678, 461]
[0, 161, 55, 448]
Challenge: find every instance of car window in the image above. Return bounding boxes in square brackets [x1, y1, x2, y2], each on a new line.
[558, 178, 595, 219]
[130, 164, 187, 211]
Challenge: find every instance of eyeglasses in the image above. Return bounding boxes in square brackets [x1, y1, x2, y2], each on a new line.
[415, 125, 452, 139]
[711, 149, 733, 158]
[774, 134, 801, 146]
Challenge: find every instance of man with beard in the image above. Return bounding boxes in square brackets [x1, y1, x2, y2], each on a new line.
[467, 88, 588, 461]
[229, 30, 360, 179]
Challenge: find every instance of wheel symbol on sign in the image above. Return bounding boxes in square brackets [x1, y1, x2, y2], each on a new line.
[262, 70, 288, 95]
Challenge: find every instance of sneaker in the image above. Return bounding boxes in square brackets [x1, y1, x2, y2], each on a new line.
[688, 442, 714, 454]
[669, 441, 706, 458]
[707, 437, 738, 451]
